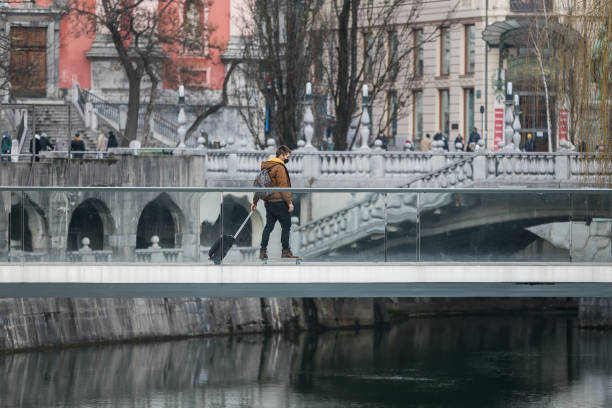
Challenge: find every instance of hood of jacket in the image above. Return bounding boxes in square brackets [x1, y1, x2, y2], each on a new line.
[261, 157, 286, 170]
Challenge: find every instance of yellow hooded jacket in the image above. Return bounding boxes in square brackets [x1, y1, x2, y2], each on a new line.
[253, 157, 292, 205]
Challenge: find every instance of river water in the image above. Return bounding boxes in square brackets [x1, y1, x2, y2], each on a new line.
[1, 313, 612, 407]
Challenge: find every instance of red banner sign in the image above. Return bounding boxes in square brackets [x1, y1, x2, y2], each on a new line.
[558, 108, 569, 144]
[494, 108, 504, 151]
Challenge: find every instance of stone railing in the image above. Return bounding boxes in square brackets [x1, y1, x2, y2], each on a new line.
[294, 193, 386, 257]
[406, 155, 476, 188]
[135, 236, 183, 262]
[8, 251, 46, 262]
[67, 250, 113, 262]
[569, 153, 612, 182]
[200, 246, 258, 263]
[72, 84, 178, 147]
[291, 150, 587, 256]
[487, 152, 556, 181]
[135, 248, 183, 262]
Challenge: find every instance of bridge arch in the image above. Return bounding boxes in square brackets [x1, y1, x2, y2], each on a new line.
[9, 195, 48, 253]
[136, 193, 184, 249]
[67, 199, 114, 251]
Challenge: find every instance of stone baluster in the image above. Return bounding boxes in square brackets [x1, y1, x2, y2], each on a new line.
[177, 85, 187, 148]
[302, 83, 316, 151]
[321, 155, 329, 176]
[359, 85, 371, 151]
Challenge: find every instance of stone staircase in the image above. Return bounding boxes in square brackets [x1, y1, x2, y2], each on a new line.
[25, 102, 99, 152]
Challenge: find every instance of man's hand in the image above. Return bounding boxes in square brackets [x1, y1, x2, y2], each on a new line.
[250, 203, 256, 212]
[288, 203, 294, 213]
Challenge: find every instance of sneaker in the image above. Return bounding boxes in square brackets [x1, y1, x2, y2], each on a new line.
[281, 249, 299, 259]
[259, 249, 268, 260]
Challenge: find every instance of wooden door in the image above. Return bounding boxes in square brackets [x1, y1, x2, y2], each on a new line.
[10, 27, 47, 98]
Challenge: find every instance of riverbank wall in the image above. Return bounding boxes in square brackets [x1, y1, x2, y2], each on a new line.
[0, 298, 387, 353]
[0, 297, 579, 353]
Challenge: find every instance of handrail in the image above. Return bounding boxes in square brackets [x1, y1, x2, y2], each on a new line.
[81, 88, 120, 125]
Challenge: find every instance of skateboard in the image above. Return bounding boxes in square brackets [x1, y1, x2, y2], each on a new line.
[262, 257, 303, 265]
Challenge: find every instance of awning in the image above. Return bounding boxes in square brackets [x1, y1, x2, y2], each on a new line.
[483, 18, 581, 49]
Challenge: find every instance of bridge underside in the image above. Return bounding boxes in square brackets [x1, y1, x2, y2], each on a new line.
[2, 263, 612, 298]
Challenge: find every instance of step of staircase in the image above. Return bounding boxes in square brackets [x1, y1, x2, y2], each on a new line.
[25, 104, 99, 152]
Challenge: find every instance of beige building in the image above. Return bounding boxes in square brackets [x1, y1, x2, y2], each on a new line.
[382, 0, 559, 151]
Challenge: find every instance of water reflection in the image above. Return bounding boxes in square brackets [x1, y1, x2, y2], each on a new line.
[1, 314, 612, 407]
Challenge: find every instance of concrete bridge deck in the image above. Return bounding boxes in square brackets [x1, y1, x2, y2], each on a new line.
[2, 262, 612, 298]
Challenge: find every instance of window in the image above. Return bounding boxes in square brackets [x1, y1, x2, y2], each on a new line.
[183, 0, 207, 54]
[388, 31, 399, 80]
[439, 89, 450, 136]
[414, 29, 424, 77]
[464, 88, 475, 137]
[387, 91, 398, 139]
[413, 91, 423, 140]
[364, 32, 374, 79]
[440, 27, 450, 76]
[465, 25, 475, 74]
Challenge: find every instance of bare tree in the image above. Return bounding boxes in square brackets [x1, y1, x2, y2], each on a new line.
[322, 0, 451, 150]
[236, 0, 326, 148]
[57, 0, 223, 146]
[236, 0, 449, 150]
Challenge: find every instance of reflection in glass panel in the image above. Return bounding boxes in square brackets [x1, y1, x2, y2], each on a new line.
[199, 192, 223, 264]
[419, 192, 571, 262]
[570, 193, 612, 262]
[220, 192, 258, 264]
[386, 193, 418, 261]
[293, 192, 385, 262]
[9, 190, 54, 263]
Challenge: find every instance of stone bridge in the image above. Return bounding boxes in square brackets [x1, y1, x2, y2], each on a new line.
[0, 149, 606, 189]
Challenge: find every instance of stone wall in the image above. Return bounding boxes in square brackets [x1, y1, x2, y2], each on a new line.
[0, 297, 386, 353]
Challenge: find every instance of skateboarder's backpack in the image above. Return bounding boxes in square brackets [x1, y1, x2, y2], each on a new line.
[253, 164, 280, 200]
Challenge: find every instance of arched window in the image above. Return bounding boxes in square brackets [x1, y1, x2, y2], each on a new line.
[67, 199, 112, 251]
[137, 194, 183, 249]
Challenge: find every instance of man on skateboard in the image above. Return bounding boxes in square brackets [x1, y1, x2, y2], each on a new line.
[251, 145, 299, 261]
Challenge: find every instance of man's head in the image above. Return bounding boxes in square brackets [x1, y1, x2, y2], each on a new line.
[276, 145, 291, 163]
[473, 127, 477, 133]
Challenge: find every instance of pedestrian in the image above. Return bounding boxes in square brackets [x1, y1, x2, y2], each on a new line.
[96, 130, 107, 158]
[467, 142, 477, 152]
[40, 133, 54, 152]
[454, 134, 464, 151]
[250, 145, 299, 260]
[433, 131, 442, 141]
[524, 133, 535, 152]
[107, 131, 118, 149]
[404, 139, 414, 151]
[327, 137, 334, 151]
[29, 133, 41, 162]
[1, 132, 11, 162]
[421, 133, 432, 152]
[70, 132, 86, 158]
[441, 134, 449, 151]
[468, 127, 481, 146]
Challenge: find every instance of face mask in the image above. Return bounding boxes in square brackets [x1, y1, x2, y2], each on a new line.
[283, 158, 290, 164]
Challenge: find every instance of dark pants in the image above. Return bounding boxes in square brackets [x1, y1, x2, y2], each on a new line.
[261, 201, 291, 250]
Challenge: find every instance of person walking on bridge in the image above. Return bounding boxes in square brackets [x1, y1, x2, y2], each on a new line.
[251, 145, 299, 260]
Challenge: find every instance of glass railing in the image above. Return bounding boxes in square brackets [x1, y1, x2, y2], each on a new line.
[2, 187, 611, 264]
